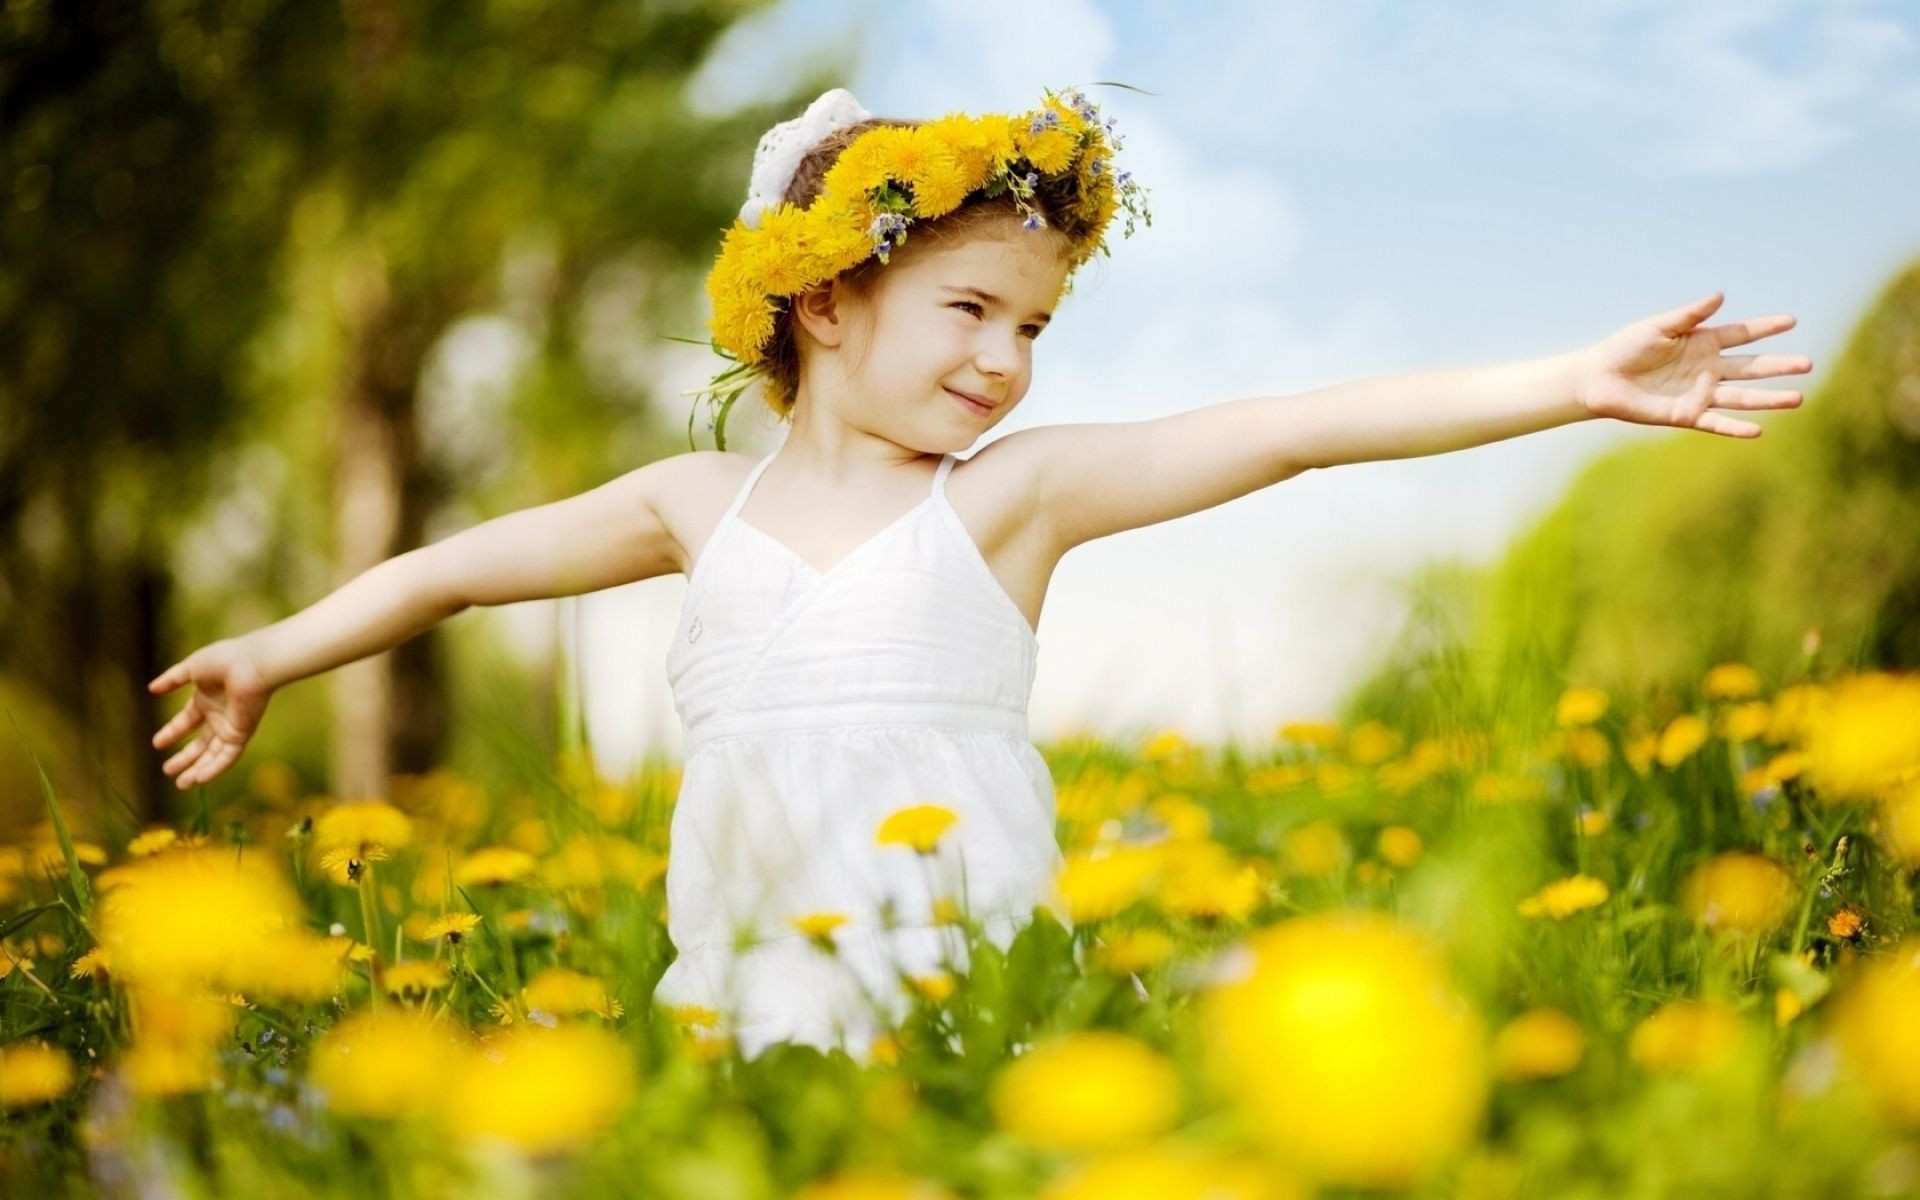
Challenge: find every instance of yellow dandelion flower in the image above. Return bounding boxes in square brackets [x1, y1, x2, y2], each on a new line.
[440, 1023, 636, 1153]
[69, 947, 110, 983]
[1050, 845, 1161, 923]
[876, 804, 960, 854]
[1149, 795, 1212, 841]
[1830, 939, 1920, 1124]
[1555, 685, 1609, 728]
[1656, 714, 1710, 768]
[1629, 999, 1742, 1074]
[1774, 986, 1805, 1028]
[1277, 721, 1342, 750]
[792, 911, 850, 947]
[127, 827, 179, 857]
[94, 846, 308, 994]
[454, 845, 539, 887]
[1765, 682, 1828, 743]
[420, 911, 483, 944]
[990, 1031, 1183, 1152]
[122, 1038, 219, 1097]
[1491, 1008, 1586, 1082]
[382, 959, 452, 998]
[0, 1041, 75, 1108]
[905, 972, 956, 1004]
[1516, 874, 1609, 920]
[1202, 911, 1486, 1189]
[1280, 821, 1350, 878]
[522, 967, 623, 1020]
[1827, 904, 1867, 942]
[663, 1003, 722, 1031]
[1801, 671, 1920, 801]
[1717, 701, 1773, 742]
[1575, 808, 1610, 837]
[793, 1168, 955, 1200]
[1348, 721, 1402, 765]
[312, 1009, 471, 1118]
[1040, 1142, 1291, 1200]
[1376, 826, 1423, 869]
[1091, 928, 1176, 975]
[1878, 778, 1920, 867]
[314, 800, 413, 857]
[1563, 727, 1611, 769]
[1157, 844, 1263, 922]
[318, 844, 388, 886]
[1681, 852, 1795, 935]
[1703, 662, 1762, 700]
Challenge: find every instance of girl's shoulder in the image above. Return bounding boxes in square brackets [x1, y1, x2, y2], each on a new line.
[645, 450, 762, 576]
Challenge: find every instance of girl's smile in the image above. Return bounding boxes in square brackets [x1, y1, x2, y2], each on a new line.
[945, 387, 997, 417]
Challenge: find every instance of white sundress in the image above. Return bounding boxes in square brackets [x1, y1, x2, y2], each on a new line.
[652, 441, 1070, 1062]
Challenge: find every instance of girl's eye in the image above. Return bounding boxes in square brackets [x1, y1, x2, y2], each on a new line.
[950, 300, 1041, 339]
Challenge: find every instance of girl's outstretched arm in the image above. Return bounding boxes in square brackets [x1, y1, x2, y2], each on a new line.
[150, 453, 694, 788]
[1003, 292, 1812, 551]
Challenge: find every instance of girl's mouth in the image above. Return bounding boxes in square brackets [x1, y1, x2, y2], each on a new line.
[945, 387, 992, 416]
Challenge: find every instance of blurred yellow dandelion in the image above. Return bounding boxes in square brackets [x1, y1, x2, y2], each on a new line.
[1555, 685, 1609, 728]
[419, 912, 483, 944]
[1656, 714, 1709, 768]
[312, 1008, 470, 1118]
[383, 959, 452, 999]
[1703, 662, 1762, 700]
[1830, 939, 1920, 1125]
[1491, 1008, 1585, 1082]
[0, 1041, 75, 1108]
[454, 845, 539, 886]
[1629, 999, 1742, 1074]
[1516, 874, 1609, 920]
[876, 804, 959, 854]
[1681, 852, 1795, 935]
[1376, 826, 1423, 869]
[440, 1023, 636, 1153]
[1202, 910, 1486, 1188]
[1800, 671, 1920, 801]
[990, 1030, 1182, 1152]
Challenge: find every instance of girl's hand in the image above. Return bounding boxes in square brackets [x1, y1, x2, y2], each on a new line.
[1574, 292, 1813, 438]
[148, 637, 275, 790]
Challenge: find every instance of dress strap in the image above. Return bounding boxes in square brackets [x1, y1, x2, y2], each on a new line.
[721, 446, 783, 525]
[931, 452, 957, 499]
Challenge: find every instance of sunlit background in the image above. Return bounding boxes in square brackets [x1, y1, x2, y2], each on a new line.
[549, 0, 1920, 773]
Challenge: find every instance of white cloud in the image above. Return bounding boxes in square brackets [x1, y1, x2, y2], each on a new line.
[1178, 0, 1920, 174]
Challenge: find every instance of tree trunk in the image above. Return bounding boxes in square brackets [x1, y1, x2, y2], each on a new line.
[330, 287, 449, 801]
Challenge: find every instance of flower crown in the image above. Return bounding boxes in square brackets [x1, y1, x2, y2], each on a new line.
[684, 85, 1152, 449]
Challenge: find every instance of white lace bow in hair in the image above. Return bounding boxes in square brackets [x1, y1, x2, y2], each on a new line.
[737, 87, 873, 230]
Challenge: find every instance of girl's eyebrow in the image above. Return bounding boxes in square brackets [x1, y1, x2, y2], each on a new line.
[940, 285, 1051, 325]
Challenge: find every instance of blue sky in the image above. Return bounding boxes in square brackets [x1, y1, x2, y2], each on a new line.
[567, 0, 1920, 769]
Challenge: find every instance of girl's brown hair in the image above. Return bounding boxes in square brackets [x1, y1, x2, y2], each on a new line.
[754, 116, 1094, 421]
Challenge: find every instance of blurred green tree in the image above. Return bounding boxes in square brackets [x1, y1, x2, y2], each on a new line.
[1, 0, 848, 820]
[1345, 261, 1920, 737]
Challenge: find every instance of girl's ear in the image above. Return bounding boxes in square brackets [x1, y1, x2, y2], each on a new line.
[792, 281, 852, 350]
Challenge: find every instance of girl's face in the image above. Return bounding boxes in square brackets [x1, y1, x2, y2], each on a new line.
[800, 221, 1072, 450]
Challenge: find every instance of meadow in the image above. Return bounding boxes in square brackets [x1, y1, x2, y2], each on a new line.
[4, 649, 1920, 1199]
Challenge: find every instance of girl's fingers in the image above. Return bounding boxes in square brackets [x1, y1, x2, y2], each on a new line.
[1707, 313, 1796, 349]
[1711, 384, 1804, 411]
[198, 742, 238, 786]
[1714, 352, 1815, 381]
[1694, 411, 1763, 439]
[163, 736, 209, 779]
[149, 662, 188, 693]
[152, 700, 203, 749]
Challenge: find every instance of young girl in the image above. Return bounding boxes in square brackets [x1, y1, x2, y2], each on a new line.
[148, 85, 1812, 1062]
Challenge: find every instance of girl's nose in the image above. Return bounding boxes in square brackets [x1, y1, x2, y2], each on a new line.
[975, 331, 1023, 377]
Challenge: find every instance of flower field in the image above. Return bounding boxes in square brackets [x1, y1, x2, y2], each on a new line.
[5, 663, 1920, 1197]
